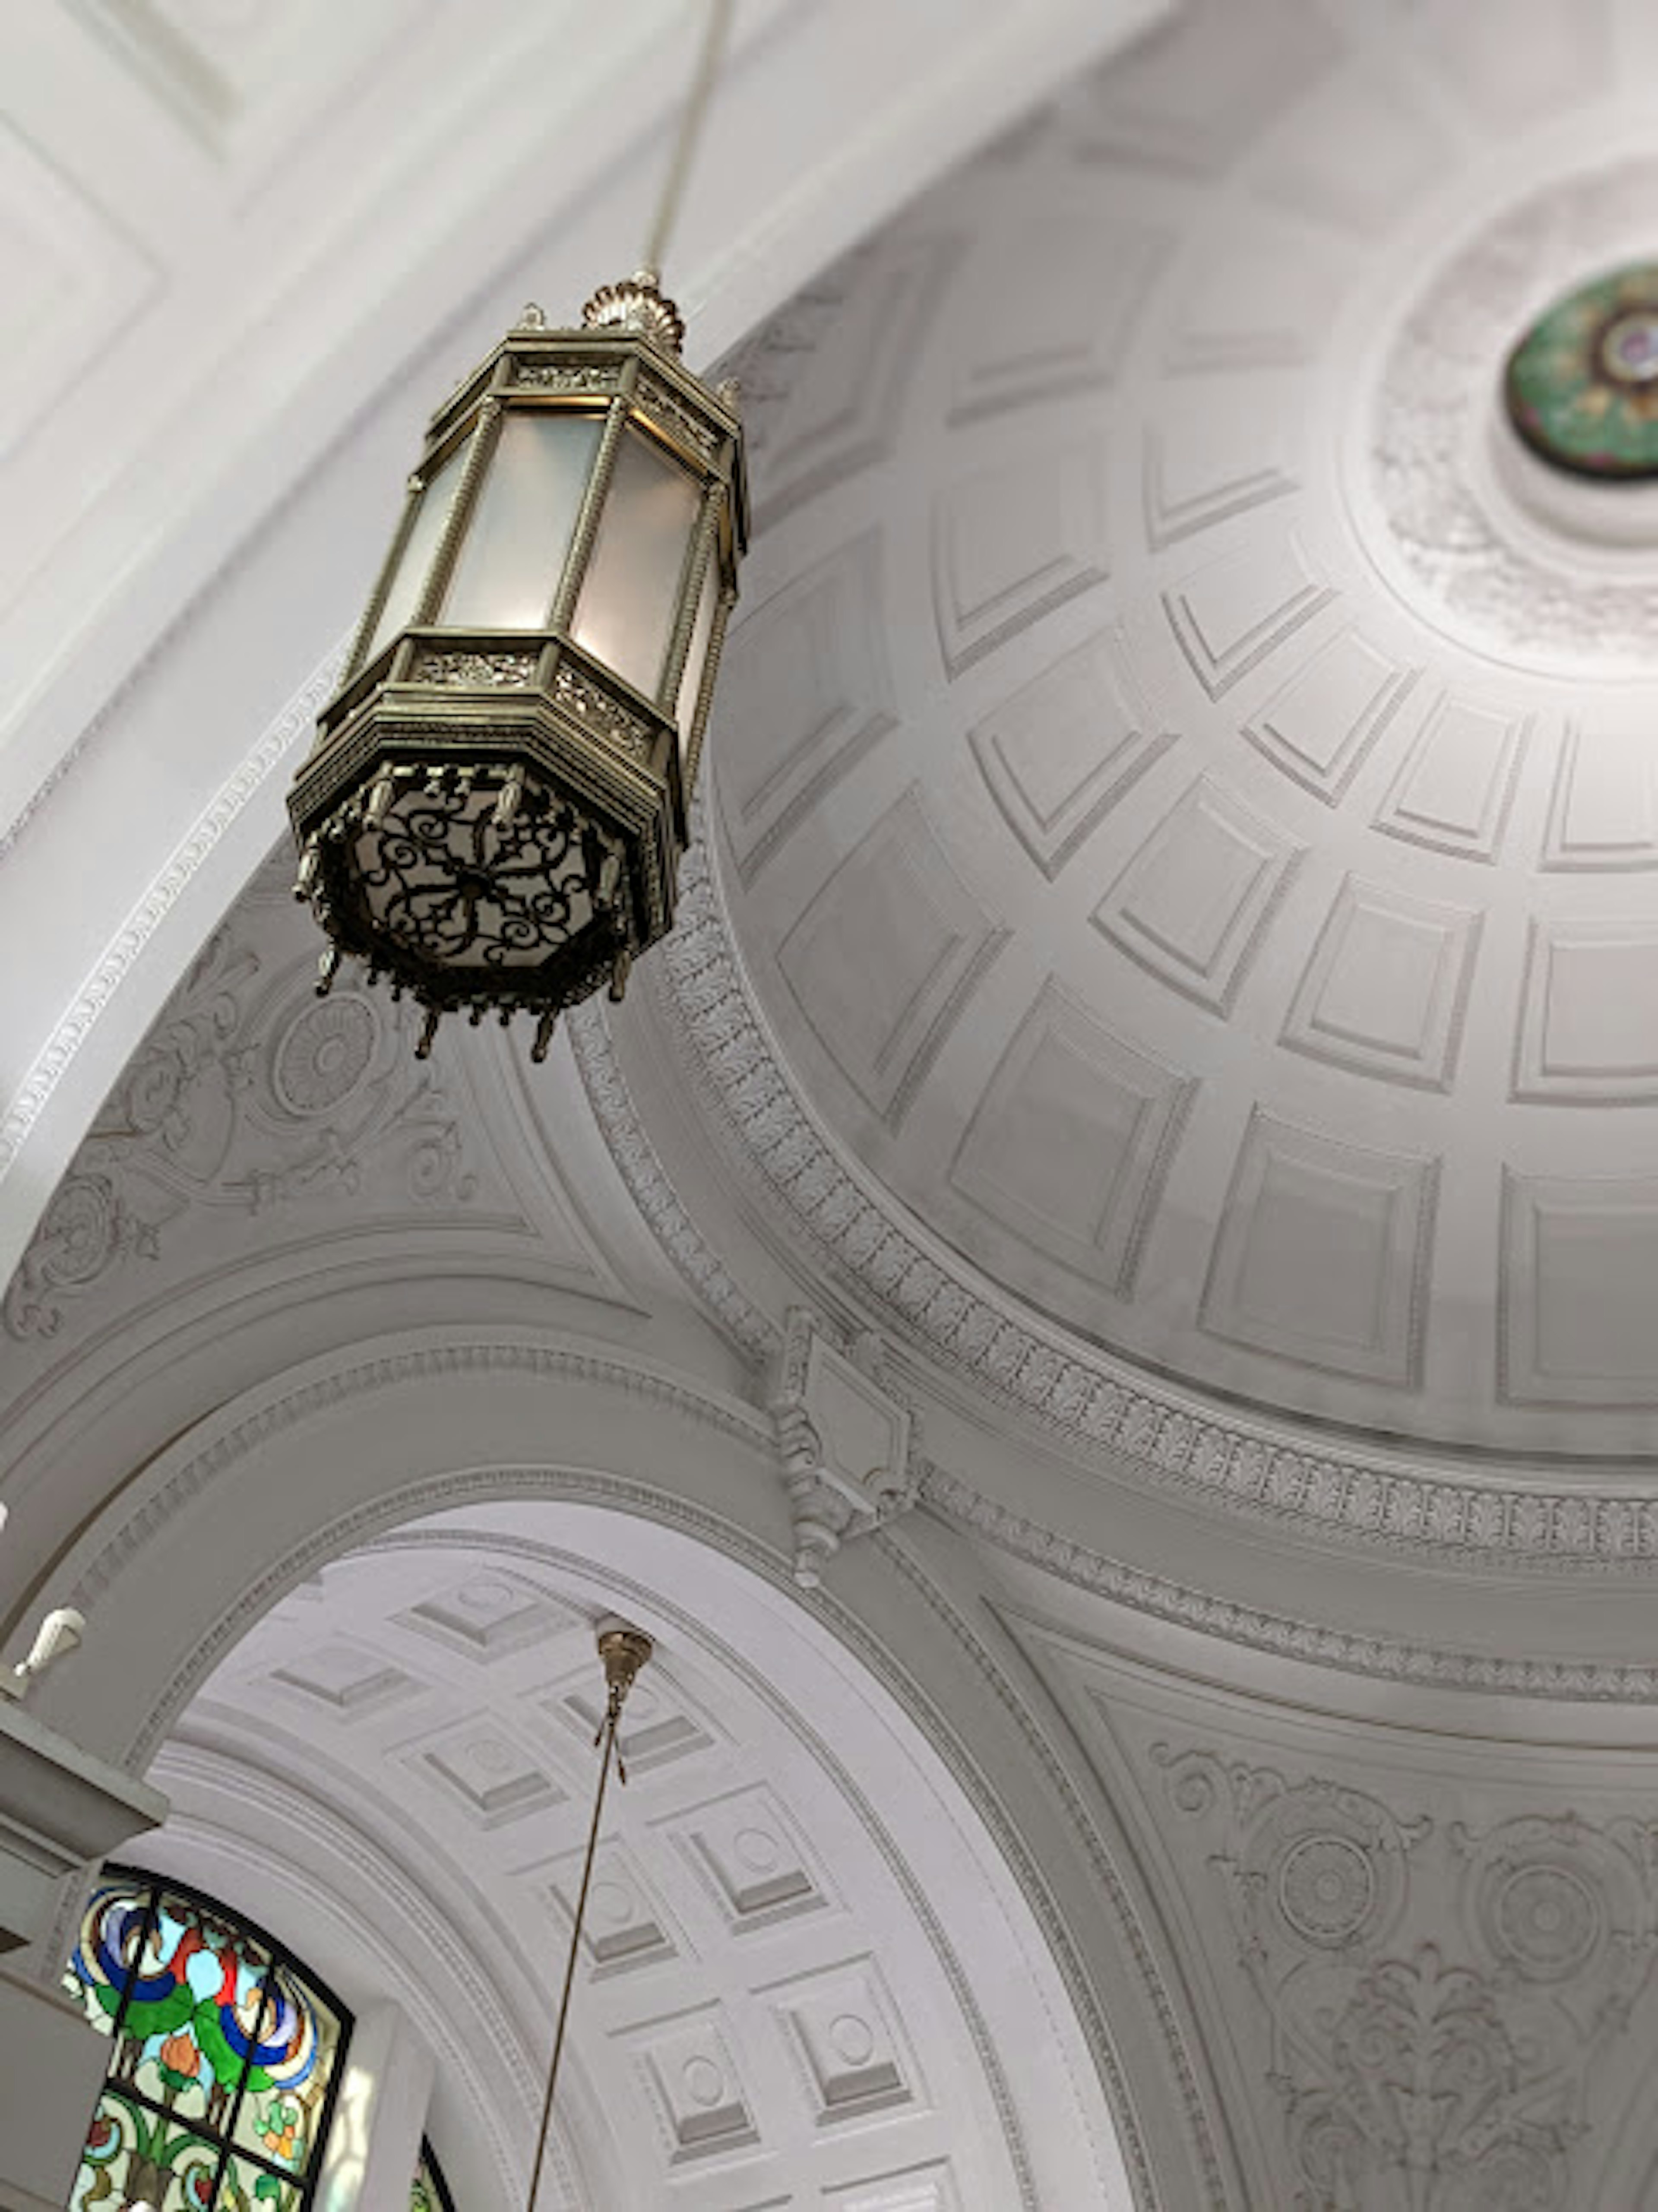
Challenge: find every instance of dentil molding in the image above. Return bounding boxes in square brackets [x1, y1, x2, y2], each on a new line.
[639, 828, 1658, 1570]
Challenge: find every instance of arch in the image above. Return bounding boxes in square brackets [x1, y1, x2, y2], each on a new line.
[29, 1323, 1233, 2206]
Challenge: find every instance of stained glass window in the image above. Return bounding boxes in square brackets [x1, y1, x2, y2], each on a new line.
[411, 2139, 456, 2212]
[63, 1867, 351, 2212]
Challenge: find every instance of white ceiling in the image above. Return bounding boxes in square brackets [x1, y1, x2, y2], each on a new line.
[704, 0, 1658, 1462]
[0, 0, 1163, 1301]
[144, 1508, 1128, 2211]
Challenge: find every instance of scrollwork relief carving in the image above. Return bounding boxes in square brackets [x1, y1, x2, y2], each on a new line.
[1158, 1746, 1658, 2209]
[3, 922, 480, 1339]
[769, 1306, 918, 1585]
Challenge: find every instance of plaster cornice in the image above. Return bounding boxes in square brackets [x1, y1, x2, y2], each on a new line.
[638, 831, 1658, 1570]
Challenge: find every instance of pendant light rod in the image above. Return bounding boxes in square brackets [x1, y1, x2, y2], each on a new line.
[640, 0, 735, 282]
[523, 1624, 653, 2212]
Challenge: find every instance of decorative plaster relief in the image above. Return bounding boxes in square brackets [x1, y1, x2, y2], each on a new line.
[401, 1714, 563, 1832]
[565, 1002, 778, 1366]
[822, 2162, 961, 2212]
[652, 835, 1658, 1566]
[1372, 695, 1530, 864]
[947, 978, 1193, 1297]
[624, 2003, 759, 2166]
[1500, 1170, 1658, 1408]
[1513, 917, 1658, 1104]
[1242, 627, 1419, 805]
[531, 1834, 683, 1978]
[1281, 875, 1481, 1093]
[769, 1307, 918, 1588]
[541, 1655, 718, 1780]
[1367, 158, 1658, 668]
[968, 625, 1174, 882]
[394, 1568, 577, 1665]
[2, 922, 481, 1339]
[761, 1954, 919, 2129]
[1158, 1744, 1658, 2211]
[1199, 1111, 1437, 1387]
[716, 531, 899, 889]
[1161, 535, 1336, 699]
[1540, 722, 1658, 872]
[931, 442, 1108, 678]
[1142, 403, 1297, 550]
[264, 1639, 421, 1722]
[715, 225, 959, 532]
[775, 789, 1009, 1127]
[1093, 776, 1303, 1015]
[660, 1781, 832, 1937]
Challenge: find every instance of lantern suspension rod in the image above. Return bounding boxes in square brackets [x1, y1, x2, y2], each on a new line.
[522, 1624, 653, 2212]
[639, 0, 735, 283]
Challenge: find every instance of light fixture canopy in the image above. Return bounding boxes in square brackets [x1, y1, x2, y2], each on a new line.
[288, 268, 747, 1060]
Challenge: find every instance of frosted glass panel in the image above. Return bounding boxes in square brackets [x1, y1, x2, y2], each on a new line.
[445, 409, 602, 629]
[573, 427, 700, 696]
[674, 555, 720, 763]
[366, 441, 465, 662]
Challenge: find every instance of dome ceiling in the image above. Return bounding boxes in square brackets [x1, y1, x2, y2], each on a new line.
[704, 0, 1658, 1463]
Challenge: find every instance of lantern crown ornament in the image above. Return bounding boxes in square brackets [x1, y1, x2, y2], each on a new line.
[288, 5, 745, 1063]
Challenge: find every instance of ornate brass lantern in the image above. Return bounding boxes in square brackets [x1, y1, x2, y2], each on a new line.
[288, 267, 746, 1060]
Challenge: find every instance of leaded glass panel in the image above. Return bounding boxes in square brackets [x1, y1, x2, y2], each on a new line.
[411, 2138, 456, 2212]
[63, 1868, 351, 2212]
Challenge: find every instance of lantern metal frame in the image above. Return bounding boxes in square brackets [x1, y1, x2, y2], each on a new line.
[288, 283, 747, 1059]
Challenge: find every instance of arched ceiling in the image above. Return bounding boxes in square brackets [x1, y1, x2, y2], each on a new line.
[703, 0, 1658, 1463]
[142, 1507, 1129, 2211]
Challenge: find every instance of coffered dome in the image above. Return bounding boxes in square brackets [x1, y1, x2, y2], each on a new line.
[700, 0, 1658, 1466]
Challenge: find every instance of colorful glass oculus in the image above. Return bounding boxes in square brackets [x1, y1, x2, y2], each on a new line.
[1505, 263, 1658, 478]
[63, 1869, 349, 2212]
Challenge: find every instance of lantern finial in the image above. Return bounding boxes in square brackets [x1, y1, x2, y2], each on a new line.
[581, 268, 686, 355]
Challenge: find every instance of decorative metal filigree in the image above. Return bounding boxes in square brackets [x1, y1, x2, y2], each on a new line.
[512, 360, 621, 394]
[354, 782, 618, 971]
[638, 373, 720, 462]
[552, 665, 652, 754]
[416, 650, 538, 689]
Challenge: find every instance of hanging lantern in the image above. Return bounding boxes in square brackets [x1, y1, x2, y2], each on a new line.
[287, 266, 747, 1060]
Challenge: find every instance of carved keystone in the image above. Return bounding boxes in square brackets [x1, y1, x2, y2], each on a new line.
[768, 1309, 917, 1586]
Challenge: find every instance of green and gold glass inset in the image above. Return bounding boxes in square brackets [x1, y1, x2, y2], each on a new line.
[1506, 263, 1658, 478]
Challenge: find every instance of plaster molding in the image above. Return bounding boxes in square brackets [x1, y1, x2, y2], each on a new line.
[768, 1305, 920, 1587]
[875, 1527, 1234, 2212]
[351, 1524, 1047, 2212]
[0, 642, 347, 1194]
[642, 829, 1658, 1569]
[139, 1756, 550, 2208]
[919, 1463, 1658, 1705]
[1365, 158, 1658, 674]
[56, 1328, 1171, 2210]
[565, 1000, 778, 1364]
[1159, 1744, 1658, 2208]
[4, 908, 484, 1342]
[69, 1337, 772, 1690]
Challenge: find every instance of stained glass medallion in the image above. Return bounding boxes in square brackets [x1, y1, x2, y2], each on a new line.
[63, 1869, 351, 2212]
[1506, 263, 1658, 478]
